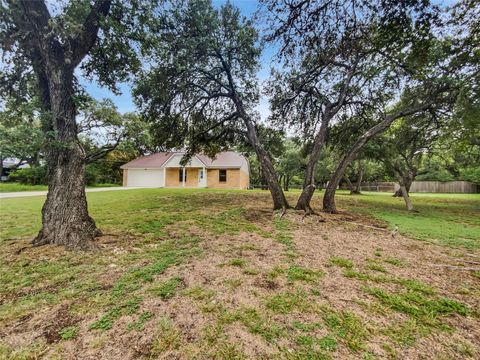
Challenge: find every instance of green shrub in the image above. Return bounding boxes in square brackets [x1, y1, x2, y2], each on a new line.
[460, 166, 480, 185]
[9, 166, 47, 185]
[85, 164, 100, 186]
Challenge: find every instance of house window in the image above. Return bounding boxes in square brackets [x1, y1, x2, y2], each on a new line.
[179, 168, 186, 182]
[219, 169, 227, 183]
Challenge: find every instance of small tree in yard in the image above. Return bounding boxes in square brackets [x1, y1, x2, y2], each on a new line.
[322, 84, 456, 213]
[371, 114, 446, 211]
[0, 0, 152, 249]
[133, 0, 289, 211]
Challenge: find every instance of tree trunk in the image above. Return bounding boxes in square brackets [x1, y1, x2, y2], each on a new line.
[398, 183, 415, 211]
[393, 174, 413, 197]
[284, 175, 290, 192]
[32, 69, 99, 250]
[295, 118, 329, 213]
[11, 0, 112, 250]
[352, 162, 364, 194]
[393, 171, 416, 211]
[344, 176, 355, 193]
[242, 116, 288, 210]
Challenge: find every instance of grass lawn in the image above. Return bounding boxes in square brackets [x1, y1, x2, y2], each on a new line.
[0, 189, 479, 359]
[336, 191, 480, 249]
[0, 183, 48, 192]
[0, 183, 119, 193]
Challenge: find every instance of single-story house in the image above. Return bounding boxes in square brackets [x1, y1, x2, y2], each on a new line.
[120, 151, 250, 189]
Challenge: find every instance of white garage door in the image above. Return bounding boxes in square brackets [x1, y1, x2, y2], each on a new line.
[127, 169, 164, 187]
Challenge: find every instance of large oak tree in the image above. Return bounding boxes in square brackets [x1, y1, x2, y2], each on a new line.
[0, 0, 150, 249]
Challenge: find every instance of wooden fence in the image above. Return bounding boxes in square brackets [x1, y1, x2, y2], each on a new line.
[254, 181, 479, 193]
[353, 181, 478, 193]
[407, 181, 478, 193]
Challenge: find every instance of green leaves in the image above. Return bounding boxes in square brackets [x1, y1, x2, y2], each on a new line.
[133, 0, 261, 155]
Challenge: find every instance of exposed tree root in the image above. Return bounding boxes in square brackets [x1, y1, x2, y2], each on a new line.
[14, 246, 31, 255]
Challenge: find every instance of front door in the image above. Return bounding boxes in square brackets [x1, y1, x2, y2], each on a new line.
[198, 169, 204, 186]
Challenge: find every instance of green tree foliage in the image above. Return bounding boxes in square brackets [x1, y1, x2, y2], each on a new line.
[0, 97, 43, 168]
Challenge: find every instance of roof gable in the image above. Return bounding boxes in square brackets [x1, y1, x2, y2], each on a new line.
[163, 154, 206, 167]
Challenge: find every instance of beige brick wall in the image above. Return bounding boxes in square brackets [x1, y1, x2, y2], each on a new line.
[122, 169, 128, 187]
[185, 168, 200, 187]
[164, 167, 248, 189]
[206, 168, 248, 189]
[165, 168, 179, 187]
[239, 169, 249, 189]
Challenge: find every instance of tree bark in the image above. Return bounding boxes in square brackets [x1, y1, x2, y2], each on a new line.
[12, 0, 112, 249]
[244, 118, 289, 210]
[393, 173, 413, 197]
[393, 171, 416, 211]
[32, 69, 100, 250]
[323, 101, 435, 213]
[284, 175, 290, 192]
[295, 118, 329, 213]
[398, 183, 415, 211]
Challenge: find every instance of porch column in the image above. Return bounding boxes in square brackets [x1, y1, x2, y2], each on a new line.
[163, 167, 166, 187]
[203, 166, 207, 188]
[182, 167, 186, 187]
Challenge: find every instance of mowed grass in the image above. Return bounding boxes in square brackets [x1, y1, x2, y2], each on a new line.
[0, 188, 479, 359]
[0, 188, 259, 240]
[1, 189, 478, 248]
[0, 182, 118, 193]
[0, 183, 48, 192]
[336, 191, 480, 249]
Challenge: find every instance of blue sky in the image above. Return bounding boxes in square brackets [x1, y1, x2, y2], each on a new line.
[79, 0, 274, 118]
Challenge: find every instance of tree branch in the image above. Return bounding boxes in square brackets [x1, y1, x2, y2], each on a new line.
[68, 0, 112, 68]
[85, 135, 122, 164]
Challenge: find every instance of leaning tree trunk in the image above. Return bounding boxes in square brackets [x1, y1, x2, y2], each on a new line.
[32, 69, 99, 250]
[351, 163, 364, 194]
[240, 112, 289, 210]
[394, 171, 416, 211]
[398, 183, 415, 211]
[295, 119, 329, 213]
[344, 177, 355, 193]
[322, 107, 429, 213]
[323, 162, 349, 213]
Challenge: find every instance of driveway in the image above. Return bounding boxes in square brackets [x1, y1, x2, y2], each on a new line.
[0, 187, 142, 199]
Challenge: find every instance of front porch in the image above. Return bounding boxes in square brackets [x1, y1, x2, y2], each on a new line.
[164, 167, 207, 188]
